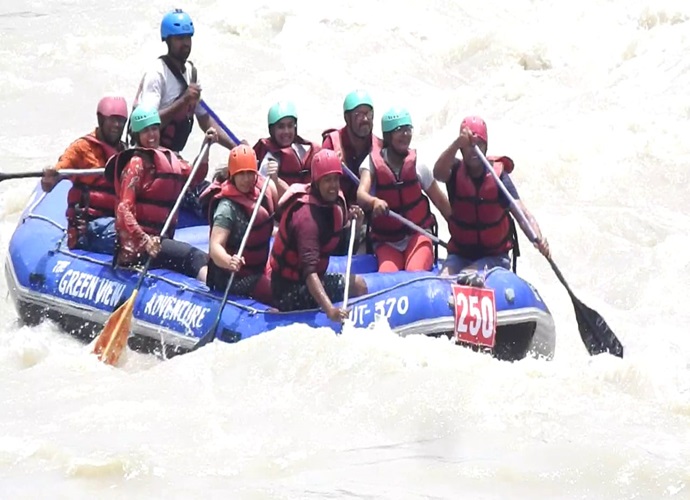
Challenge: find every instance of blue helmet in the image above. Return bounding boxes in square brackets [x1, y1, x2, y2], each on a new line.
[161, 9, 194, 41]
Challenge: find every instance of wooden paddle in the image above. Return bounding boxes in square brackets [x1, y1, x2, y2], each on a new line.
[191, 174, 272, 351]
[0, 168, 105, 182]
[340, 164, 447, 248]
[92, 143, 211, 365]
[473, 145, 624, 358]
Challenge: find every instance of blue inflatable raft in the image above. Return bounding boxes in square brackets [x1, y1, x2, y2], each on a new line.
[4, 180, 556, 361]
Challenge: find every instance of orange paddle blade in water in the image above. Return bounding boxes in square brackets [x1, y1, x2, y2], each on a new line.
[92, 290, 138, 366]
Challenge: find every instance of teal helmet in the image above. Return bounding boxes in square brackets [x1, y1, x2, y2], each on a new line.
[343, 90, 374, 112]
[130, 105, 161, 133]
[267, 101, 298, 127]
[381, 107, 412, 133]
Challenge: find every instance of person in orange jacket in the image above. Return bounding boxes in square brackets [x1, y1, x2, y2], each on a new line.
[41, 95, 128, 253]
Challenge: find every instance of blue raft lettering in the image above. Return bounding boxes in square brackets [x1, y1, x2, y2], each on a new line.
[57, 269, 126, 307]
[349, 295, 410, 326]
[57, 270, 98, 301]
[94, 280, 126, 308]
[374, 295, 409, 319]
[143, 293, 211, 330]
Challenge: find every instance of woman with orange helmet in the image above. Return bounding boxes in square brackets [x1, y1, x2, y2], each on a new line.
[204, 145, 282, 304]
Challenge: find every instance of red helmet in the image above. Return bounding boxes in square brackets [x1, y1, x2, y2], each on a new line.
[460, 115, 487, 142]
[311, 149, 342, 183]
[97, 96, 128, 119]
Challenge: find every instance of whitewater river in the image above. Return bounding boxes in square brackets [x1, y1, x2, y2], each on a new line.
[0, 1, 689, 498]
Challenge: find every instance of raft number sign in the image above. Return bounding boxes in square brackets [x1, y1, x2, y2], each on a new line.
[451, 284, 497, 348]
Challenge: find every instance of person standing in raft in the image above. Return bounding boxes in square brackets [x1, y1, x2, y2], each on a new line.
[433, 115, 549, 277]
[41, 95, 128, 254]
[252, 101, 320, 192]
[107, 105, 216, 281]
[321, 90, 383, 205]
[132, 9, 238, 153]
[202, 145, 283, 304]
[357, 107, 451, 272]
[269, 149, 368, 321]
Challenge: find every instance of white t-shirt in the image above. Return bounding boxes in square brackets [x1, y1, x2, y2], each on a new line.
[134, 59, 207, 119]
[258, 142, 312, 176]
[359, 148, 436, 251]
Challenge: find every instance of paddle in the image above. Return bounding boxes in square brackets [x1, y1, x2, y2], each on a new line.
[0, 168, 106, 182]
[341, 164, 447, 248]
[473, 144, 624, 358]
[342, 221, 358, 311]
[199, 99, 241, 146]
[92, 142, 211, 365]
[191, 174, 272, 351]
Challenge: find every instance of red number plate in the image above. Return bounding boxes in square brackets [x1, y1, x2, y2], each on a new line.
[451, 284, 497, 348]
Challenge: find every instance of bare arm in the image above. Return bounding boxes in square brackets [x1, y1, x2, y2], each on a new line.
[511, 200, 544, 241]
[197, 113, 238, 150]
[433, 138, 462, 182]
[306, 273, 336, 312]
[209, 225, 233, 269]
[267, 178, 283, 205]
[356, 168, 377, 210]
[425, 179, 452, 220]
[272, 176, 290, 198]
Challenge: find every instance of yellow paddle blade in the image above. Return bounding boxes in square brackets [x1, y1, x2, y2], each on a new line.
[92, 290, 138, 366]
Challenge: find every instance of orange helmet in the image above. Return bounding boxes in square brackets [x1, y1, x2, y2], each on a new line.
[228, 145, 258, 177]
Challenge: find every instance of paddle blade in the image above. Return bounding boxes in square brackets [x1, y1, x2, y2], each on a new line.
[92, 291, 138, 366]
[571, 296, 624, 358]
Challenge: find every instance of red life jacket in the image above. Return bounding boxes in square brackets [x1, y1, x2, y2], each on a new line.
[447, 156, 515, 258]
[269, 183, 346, 282]
[107, 147, 188, 238]
[321, 127, 383, 203]
[252, 136, 319, 186]
[368, 148, 434, 242]
[203, 176, 275, 277]
[65, 133, 124, 249]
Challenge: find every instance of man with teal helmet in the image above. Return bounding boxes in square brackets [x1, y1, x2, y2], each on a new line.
[253, 100, 320, 192]
[322, 90, 379, 178]
[132, 8, 238, 153]
[321, 89, 382, 255]
[343, 90, 374, 113]
[380, 107, 413, 133]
